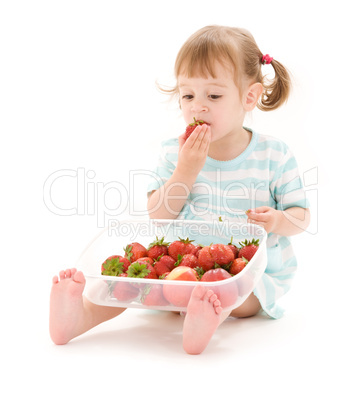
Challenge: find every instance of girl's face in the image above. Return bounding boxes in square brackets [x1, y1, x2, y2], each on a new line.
[178, 62, 247, 145]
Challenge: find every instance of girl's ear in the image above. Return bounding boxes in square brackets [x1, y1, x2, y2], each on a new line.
[243, 82, 263, 111]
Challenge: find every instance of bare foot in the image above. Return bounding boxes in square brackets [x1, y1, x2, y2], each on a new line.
[182, 285, 223, 354]
[49, 268, 87, 345]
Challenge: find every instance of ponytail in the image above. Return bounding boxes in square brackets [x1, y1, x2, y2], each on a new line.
[257, 58, 292, 112]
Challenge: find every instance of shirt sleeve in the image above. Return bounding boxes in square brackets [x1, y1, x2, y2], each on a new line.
[146, 138, 178, 196]
[270, 147, 310, 211]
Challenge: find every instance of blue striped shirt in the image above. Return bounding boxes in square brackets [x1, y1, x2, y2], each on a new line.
[147, 129, 309, 318]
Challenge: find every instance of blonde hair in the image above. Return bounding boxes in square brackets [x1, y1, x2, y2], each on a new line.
[163, 25, 291, 111]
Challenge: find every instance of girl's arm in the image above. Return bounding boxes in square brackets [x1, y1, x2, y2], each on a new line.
[246, 206, 310, 236]
[147, 124, 211, 220]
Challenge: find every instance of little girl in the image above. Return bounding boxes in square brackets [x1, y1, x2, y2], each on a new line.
[50, 25, 310, 355]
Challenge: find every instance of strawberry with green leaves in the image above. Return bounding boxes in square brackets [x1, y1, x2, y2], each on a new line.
[147, 236, 170, 260]
[227, 237, 239, 259]
[136, 257, 154, 265]
[238, 238, 259, 261]
[126, 261, 158, 280]
[124, 242, 148, 263]
[198, 244, 234, 271]
[153, 255, 176, 277]
[175, 253, 198, 268]
[184, 117, 207, 141]
[210, 243, 234, 265]
[101, 255, 130, 276]
[168, 237, 197, 260]
[229, 257, 248, 275]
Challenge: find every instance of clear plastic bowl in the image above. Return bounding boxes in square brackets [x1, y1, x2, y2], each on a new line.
[77, 219, 267, 312]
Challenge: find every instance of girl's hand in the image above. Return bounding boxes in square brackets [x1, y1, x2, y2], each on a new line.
[177, 124, 211, 177]
[246, 206, 280, 234]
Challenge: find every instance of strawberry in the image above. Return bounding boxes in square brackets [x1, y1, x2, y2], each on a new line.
[238, 238, 259, 261]
[227, 237, 239, 259]
[229, 257, 248, 275]
[153, 255, 176, 277]
[193, 244, 203, 258]
[175, 253, 198, 268]
[210, 244, 234, 265]
[135, 256, 154, 265]
[197, 246, 214, 271]
[112, 273, 139, 301]
[168, 237, 197, 260]
[184, 117, 206, 140]
[126, 261, 158, 280]
[198, 244, 234, 271]
[101, 255, 130, 276]
[147, 236, 169, 260]
[141, 284, 168, 306]
[124, 242, 148, 263]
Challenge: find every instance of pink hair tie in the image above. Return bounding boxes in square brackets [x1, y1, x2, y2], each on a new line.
[261, 54, 273, 65]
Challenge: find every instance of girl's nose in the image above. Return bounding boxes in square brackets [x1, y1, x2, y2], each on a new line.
[191, 100, 208, 113]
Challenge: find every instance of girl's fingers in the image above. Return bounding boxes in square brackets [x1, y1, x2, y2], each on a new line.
[178, 133, 186, 149]
[246, 206, 270, 222]
[198, 125, 211, 152]
[190, 124, 209, 149]
[185, 124, 208, 146]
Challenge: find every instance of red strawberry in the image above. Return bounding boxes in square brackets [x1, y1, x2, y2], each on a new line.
[227, 237, 239, 259]
[229, 257, 248, 275]
[154, 255, 176, 277]
[168, 237, 197, 260]
[124, 242, 148, 263]
[101, 255, 130, 276]
[238, 238, 259, 261]
[141, 284, 168, 306]
[194, 244, 203, 258]
[184, 117, 206, 140]
[197, 246, 214, 271]
[126, 261, 158, 280]
[210, 244, 234, 265]
[198, 244, 234, 271]
[112, 274, 139, 301]
[136, 257, 154, 265]
[147, 236, 169, 260]
[176, 253, 198, 268]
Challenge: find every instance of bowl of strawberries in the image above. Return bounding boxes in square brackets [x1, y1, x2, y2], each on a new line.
[77, 219, 267, 312]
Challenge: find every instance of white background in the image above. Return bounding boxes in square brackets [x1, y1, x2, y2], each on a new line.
[1, 0, 359, 401]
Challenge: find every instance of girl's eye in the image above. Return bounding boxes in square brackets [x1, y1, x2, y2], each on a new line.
[209, 95, 222, 100]
[182, 95, 193, 100]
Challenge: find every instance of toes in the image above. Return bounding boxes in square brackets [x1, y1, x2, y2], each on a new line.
[52, 276, 59, 285]
[192, 285, 206, 300]
[73, 270, 85, 284]
[213, 299, 221, 308]
[208, 292, 217, 304]
[205, 290, 222, 313]
[215, 305, 223, 315]
[58, 269, 79, 281]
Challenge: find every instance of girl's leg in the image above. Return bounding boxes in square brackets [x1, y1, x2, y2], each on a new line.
[229, 292, 261, 318]
[49, 268, 125, 345]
